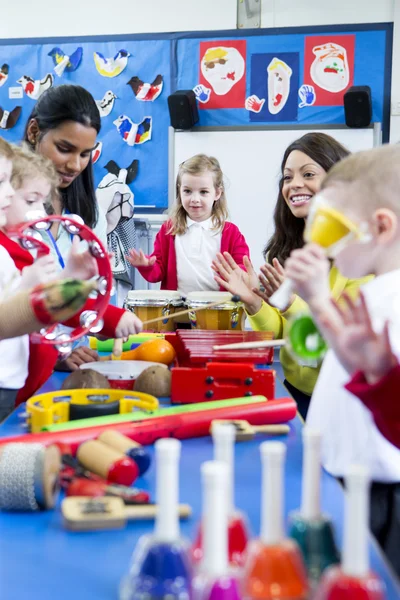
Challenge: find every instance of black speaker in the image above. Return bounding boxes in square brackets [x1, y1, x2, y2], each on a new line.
[343, 86, 372, 128]
[168, 90, 199, 130]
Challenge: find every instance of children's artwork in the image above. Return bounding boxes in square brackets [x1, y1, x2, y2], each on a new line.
[298, 84, 316, 108]
[249, 53, 299, 122]
[199, 40, 246, 109]
[91, 141, 102, 164]
[245, 95, 265, 113]
[96, 159, 138, 290]
[113, 115, 152, 146]
[96, 90, 117, 117]
[93, 49, 130, 78]
[0, 64, 9, 87]
[17, 73, 53, 99]
[304, 35, 355, 105]
[193, 84, 211, 104]
[127, 74, 163, 101]
[267, 57, 293, 115]
[0, 106, 21, 129]
[48, 47, 83, 77]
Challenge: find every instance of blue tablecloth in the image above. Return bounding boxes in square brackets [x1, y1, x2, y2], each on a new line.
[0, 363, 399, 599]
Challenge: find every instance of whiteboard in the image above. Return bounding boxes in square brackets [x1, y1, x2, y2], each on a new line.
[173, 127, 378, 273]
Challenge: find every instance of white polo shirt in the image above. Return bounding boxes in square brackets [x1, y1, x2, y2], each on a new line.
[175, 217, 221, 296]
[307, 269, 400, 482]
[0, 246, 29, 389]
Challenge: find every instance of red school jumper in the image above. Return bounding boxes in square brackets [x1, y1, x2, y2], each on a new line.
[0, 231, 124, 404]
[345, 366, 400, 450]
[137, 220, 250, 289]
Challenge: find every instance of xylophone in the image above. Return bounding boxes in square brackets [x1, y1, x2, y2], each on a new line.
[167, 330, 276, 404]
[166, 330, 275, 368]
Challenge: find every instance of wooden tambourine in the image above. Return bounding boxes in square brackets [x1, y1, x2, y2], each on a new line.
[7, 214, 113, 353]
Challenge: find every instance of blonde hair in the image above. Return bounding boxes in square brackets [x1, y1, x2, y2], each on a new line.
[169, 154, 228, 235]
[0, 136, 15, 161]
[321, 144, 400, 217]
[11, 143, 59, 208]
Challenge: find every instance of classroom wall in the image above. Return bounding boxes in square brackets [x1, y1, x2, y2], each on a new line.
[0, 0, 237, 38]
[261, 0, 400, 141]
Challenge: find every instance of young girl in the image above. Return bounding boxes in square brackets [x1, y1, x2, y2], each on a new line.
[0, 144, 143, 405]
[127, 154, 250, 295]
[212, 133, 372, 418]
[23, 83, 107, 370]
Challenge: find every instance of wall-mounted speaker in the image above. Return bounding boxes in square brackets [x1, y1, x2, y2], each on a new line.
[167, 90, 199, 130]
[343, 86, 372, 128]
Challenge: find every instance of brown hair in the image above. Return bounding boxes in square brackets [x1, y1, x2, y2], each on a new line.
[263, 132, 350, 265]
[0, 136, 15, 161]
[11, 143, 59, 208]
[169, 154, 228, 235]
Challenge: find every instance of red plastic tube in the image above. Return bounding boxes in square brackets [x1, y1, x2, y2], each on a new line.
[0, 398, 296, 455]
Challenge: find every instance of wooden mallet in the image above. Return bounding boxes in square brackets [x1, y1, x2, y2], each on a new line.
[210, 419, 290, 441]
[62, 496, 192, 531]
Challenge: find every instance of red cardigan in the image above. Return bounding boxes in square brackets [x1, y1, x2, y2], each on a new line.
[138, 220, 250, 290]
[345, 366, 400, 449]
[0, 231, 124, 404]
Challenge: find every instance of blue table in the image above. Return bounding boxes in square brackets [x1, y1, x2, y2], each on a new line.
[0, 363, 399, 599]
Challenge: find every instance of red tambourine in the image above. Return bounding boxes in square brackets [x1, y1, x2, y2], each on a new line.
[7, 214, 113, 353]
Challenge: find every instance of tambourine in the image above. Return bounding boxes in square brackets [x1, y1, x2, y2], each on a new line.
[26, 389, 159, 433]
[7, 214, 113, 354]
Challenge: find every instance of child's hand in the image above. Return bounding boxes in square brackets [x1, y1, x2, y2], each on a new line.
[63, 236, 99, 281]
[285, 244, 330, 307]
[20, 255, 58, 289]
[115, 311, 143, 339]
[56, 347, 99, 371]
[319, 292, 398, 381]
[211, 252, 262, 315]
[127, 248, 156, 268]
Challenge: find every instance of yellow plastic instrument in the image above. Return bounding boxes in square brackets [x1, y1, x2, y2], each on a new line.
[270, 196, 371, 310]
[26, 389, 159, 433]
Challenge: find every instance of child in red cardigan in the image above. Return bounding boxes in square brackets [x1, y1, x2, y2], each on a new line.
[2, 144, 142, 404]
[317, 290, 400, 450]
[127, 154, 250, 294]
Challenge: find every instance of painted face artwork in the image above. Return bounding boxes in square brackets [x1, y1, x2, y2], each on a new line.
[267, 58, 293, 115]
[201, 46, 245, 96]
[310, 43, 349, 93]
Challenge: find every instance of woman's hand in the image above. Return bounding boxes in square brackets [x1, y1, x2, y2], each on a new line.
[127, 249, 156, 268]
[254, 258, 296, 311]
[211, 252, 262, 315]
[319, 292, 398, 381]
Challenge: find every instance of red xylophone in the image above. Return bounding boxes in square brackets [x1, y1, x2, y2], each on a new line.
[166, 330, 277, 405]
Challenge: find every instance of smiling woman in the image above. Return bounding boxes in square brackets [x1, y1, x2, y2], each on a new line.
[22, 84, 107, 371]
[211, 133, 373, 417]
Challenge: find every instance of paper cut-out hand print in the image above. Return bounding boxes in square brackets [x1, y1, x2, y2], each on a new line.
[193, 84, 211, 103]
[298, 84, 316, 108]
[245, 95, 265, 113]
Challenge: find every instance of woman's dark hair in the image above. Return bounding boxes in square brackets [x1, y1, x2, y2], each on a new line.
[23, 84, 101, 228]
[263, 132, 350, 266]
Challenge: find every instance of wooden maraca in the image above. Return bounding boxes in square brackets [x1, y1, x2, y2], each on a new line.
[97, 430, 151, 476]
